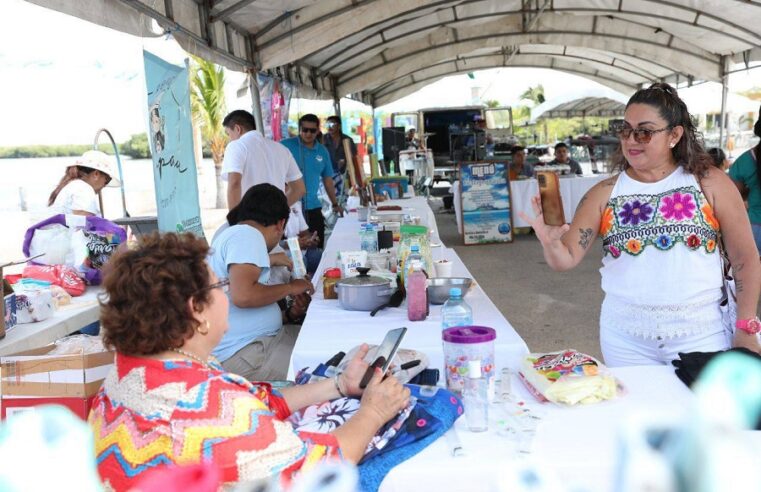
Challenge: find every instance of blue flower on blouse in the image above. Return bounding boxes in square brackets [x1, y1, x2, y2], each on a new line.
[655, 234, 673, 250]
[618, 200, 653, 226]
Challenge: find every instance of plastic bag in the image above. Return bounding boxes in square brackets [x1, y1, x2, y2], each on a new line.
[12, 280, 56, 324]
[49, 334, 106, 355]
[518, 349, 621, 405]
[22, 264, 86, 296]
[23, 214, 126, 285]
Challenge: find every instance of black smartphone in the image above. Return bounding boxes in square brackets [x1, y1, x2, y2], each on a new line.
[359, 327, 408, 389]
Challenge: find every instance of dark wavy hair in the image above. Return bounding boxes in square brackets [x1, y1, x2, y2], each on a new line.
[613, 83, 713, 176]
[99, 232, 212, 355]
[226, 183, 290, 227]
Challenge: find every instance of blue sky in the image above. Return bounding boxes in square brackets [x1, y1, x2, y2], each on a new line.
[1, 0, 758, 146]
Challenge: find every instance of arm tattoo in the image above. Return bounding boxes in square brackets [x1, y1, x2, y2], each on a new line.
[578, 191, 590, 208]
[578, 228, 593, 249]
[736, 278, 744, 293]
[733, 262, 745, 274]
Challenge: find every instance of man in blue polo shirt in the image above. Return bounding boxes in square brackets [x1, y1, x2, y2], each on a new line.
[281, 114, 341, 249]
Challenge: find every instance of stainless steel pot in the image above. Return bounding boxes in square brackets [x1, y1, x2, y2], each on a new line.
[336, 267, 396, 311]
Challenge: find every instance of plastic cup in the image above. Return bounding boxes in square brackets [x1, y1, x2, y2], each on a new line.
[434, 260, 453, 277]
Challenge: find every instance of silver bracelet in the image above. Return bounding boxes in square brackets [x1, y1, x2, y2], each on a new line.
[334, 374, 347, 398]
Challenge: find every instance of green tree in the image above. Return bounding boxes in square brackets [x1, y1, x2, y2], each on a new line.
[483, 99, 501, 108]
[190, 55, 228, 209]
[519, 85, 545, 106]
[120, 133, 151, 159]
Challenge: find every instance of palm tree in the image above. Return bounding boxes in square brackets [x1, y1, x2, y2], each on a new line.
[520, 85, 546, 106]
[190, 55, 227, 209]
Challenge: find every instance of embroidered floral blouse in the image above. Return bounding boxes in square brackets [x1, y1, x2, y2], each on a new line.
[89, 353, 341, 491]
[598, 167, 723, 305]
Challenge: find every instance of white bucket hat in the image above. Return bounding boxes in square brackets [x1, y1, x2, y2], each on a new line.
[75, 150, 121, 187]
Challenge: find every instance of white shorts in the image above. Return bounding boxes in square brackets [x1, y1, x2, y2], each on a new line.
[600, 294, 731, 367]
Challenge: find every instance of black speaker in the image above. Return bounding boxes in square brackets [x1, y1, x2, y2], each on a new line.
[382, 126, 406, 173]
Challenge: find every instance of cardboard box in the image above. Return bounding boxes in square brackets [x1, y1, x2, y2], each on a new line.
[0, 345, 113, 401]
[1, 396, 96, 420]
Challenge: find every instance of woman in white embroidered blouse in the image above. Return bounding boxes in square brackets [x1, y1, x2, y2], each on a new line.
[521, 83, 761, 366]
[47, 150, 120, 216]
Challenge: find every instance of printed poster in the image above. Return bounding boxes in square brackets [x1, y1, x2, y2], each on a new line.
[459, 162, 513, 245]
[257, 73, 292, 141]
[143, 51, 204, 237]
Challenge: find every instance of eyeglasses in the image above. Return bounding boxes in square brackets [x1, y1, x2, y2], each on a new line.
[104, 175, 112, 185]
[300, 127, 318, 134]
[615, 124, 672, 144]
[198, 278, 230, 295]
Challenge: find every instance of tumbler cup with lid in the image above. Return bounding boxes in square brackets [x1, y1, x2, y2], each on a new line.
[442, 326, 496, 398]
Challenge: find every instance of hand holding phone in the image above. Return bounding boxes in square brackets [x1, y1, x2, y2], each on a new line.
[359, 327, 407, 389]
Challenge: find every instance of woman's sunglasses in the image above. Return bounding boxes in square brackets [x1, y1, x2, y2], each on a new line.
[615, 124, 672, 144]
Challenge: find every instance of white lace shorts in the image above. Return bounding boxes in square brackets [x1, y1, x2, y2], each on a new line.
[600, 293, 731, 367]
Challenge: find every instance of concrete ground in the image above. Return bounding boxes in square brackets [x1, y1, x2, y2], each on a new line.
[431, 203, 605, 360]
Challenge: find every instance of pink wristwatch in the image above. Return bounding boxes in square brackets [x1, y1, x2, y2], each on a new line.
[735, 317, 761, 335]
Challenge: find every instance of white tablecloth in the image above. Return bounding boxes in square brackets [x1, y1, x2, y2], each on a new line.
[453, 174, 610, 231]
[289, 196, 528, 378]
[0, 287, 101, 356]
[378, 365, 761, 492]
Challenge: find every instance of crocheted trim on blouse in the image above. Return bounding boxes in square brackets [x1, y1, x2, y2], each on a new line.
[601, 292, 724, 340]
[599, 185, 720, 257]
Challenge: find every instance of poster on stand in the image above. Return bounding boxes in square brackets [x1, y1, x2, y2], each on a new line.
[257, 74, 292, 141]
[459, 161, 513, 245]
[143, 51, 204, 237]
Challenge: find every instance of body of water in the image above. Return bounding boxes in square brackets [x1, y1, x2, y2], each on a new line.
[0, 156, 223, 263]
[0, 156, 219, 214]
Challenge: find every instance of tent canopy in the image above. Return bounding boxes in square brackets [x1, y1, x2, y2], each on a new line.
[28, 0, 761, 106]
[530, 88, 629, 122]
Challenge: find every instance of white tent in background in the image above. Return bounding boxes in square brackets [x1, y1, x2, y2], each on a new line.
[530, 88, 630, 123]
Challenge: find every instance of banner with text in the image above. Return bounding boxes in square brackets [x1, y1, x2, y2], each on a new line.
[144, 50, 204, 237]
[459, 161, 513, 245]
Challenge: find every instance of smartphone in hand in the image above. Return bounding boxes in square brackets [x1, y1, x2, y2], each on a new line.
[537, 171, 566, 226]
[359, 327, 407, 389]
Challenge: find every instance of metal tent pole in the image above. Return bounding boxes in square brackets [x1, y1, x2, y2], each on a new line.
[94, 128, 128, 217]
[719, 55, 729, 150]
[248, 69, 265, 135]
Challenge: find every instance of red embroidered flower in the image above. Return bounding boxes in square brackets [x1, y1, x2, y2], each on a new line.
[686, 234, 702, 249]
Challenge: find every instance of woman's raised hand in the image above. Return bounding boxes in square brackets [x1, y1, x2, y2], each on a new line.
[518, 194, 570, 246]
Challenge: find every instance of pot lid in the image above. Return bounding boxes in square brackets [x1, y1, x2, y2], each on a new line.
[337, 267, 389, 287]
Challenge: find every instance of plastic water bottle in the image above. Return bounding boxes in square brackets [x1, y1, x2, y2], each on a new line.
[359, 224, 378, 252]
[463, 360, 488, 432]
[406, 264, 428, 321]
[441, 288, 473, 329]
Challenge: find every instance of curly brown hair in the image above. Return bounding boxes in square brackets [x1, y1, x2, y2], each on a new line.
[613, 83, 713, 177]
[99, 232, 212, 355]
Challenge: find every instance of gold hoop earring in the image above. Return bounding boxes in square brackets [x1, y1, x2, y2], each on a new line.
[197, 319, 210, 335]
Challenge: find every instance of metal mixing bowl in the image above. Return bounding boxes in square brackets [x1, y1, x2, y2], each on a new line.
[427, 277, 473, 304]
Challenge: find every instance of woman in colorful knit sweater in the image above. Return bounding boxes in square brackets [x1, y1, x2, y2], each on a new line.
[89, 232, 409, 491]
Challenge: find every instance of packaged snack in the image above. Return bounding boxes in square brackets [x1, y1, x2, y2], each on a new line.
[337, 251, 368, 278]
[286, 237, 307, 279]
[519, 350, 619, 405]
